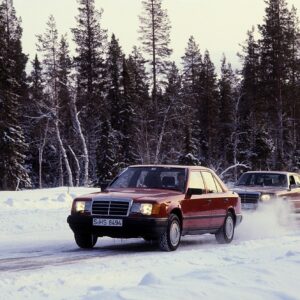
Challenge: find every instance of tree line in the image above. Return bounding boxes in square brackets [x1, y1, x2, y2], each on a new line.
[1, 0, 300, 190]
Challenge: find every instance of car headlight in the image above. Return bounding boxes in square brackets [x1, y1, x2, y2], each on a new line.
[260, 194, 271, 202]
[131, 203, 153, 215]
[74, 200, 91, 213]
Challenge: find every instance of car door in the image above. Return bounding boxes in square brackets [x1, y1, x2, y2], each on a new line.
[201, 171, 227, 229]
[181, 171, 212, 231]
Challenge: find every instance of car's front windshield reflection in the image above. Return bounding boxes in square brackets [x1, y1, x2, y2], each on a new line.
[110, 167, 187, 192]
[236, 173, 288, 187]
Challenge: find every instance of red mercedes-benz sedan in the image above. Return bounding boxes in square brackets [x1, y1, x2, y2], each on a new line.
[67, 165, 242, 251]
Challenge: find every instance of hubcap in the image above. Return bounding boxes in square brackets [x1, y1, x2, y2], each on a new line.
[170, 221, 180, 246]
[225, 216, 234, 239]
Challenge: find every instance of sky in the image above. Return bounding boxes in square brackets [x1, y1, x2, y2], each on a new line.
[13, 0, 300, 71]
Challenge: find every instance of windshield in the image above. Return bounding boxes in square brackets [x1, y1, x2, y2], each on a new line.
[236, 173, 288, 187]
[110, 167, 187, 192]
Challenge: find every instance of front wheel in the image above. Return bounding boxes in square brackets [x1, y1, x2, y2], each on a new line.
[74, 233, 98, 249]
[215, 212, 235, 244]
[159, 214, 181, 251]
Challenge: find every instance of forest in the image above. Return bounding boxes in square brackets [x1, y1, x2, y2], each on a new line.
[1, 0, 300, 190]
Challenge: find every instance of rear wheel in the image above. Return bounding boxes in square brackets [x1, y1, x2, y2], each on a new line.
[159, 214, 181, 251]
[215, 212, 235, 244]
[74, 233, 98, 249]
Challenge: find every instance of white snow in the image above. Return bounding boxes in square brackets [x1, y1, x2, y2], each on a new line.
[0, 187, 300, 300]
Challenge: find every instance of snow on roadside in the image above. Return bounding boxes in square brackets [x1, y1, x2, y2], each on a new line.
[0, 187, 99, 243]
[0, 187, 300, 300]
[1, 187, 99, 210]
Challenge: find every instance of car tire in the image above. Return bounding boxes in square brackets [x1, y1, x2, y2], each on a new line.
[215, 212, 235, 244]
[74, 233, 98, 249]
[159, 214, 181, 251]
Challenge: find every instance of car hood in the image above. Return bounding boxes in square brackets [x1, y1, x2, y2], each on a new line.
[77, 188, 183, 202]
[232, 186, 287, 194]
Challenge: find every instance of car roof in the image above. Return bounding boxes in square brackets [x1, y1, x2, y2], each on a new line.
[243, 171, 299, 176]
[129, 164, 211, 171]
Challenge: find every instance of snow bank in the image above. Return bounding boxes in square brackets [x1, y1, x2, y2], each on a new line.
[0, 187, 99, 210]
[0, 187, 99, 243]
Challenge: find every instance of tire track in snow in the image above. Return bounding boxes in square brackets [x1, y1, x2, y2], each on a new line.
[0, 240, 159, 272]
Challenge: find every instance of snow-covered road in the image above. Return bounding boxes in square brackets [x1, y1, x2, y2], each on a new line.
[1, 187, 300, 300]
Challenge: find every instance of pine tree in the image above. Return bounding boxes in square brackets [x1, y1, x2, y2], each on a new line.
[181, 36, 202, 98]
[57, 35, 73, 140]
[181, 36, 203, 163]
[0, 0, 30, 190]
[72, 0, 107, 122]
[72, 0, 107, 182]
[285, 6, 300, 168]
[197, 50, 219, 166]
[218, 55, 236, 165]
[96, 120, 118, 185]
[120, 57, 139, 167]
[107, 34, 124, 132]
[239, 28, 265, 168]
[138, 0, 172, 112]
[27, 54, 48, 188]
[178, 125, 200, 166]
[259, 0, 294, 168]
[105, 35, 139, 173]
[126, 47, 151, 163]
[160, 62, 183, 163]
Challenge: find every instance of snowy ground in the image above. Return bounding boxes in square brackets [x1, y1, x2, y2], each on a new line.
[0, 187, 300, 300]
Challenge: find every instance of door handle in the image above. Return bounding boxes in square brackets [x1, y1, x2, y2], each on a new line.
[224, 198, 228, 202]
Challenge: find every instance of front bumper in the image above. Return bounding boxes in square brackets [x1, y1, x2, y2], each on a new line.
[67, 215, 168, 239]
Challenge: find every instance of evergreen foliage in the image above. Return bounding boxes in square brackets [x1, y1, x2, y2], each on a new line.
[2, 0, 300, 190]
[139, 0, 172, 110]
[0, 0, 30, 190]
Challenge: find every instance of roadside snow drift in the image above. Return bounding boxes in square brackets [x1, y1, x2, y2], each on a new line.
[0, 187, 300, 300]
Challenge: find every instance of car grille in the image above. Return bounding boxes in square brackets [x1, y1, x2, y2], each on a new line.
[92, 200, 130, 216]
[238, 193, 260, 204]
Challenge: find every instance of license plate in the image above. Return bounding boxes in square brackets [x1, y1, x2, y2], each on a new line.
[242, 203, 256, 210]
[93, 218, 123, 227]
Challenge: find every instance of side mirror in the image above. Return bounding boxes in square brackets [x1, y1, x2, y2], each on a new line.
[186, 188, 203, 197]
[100, 181, 110, 191]
[289, 184, 297, 190]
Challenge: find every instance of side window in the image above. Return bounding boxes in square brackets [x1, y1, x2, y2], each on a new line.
[294, 175, 300, 187]
[213, 177, 223, 193]
[202, 172, 218, 193]
[189, 172, 205, 190]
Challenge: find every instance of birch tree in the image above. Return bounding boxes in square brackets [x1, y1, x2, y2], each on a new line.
[37, 15, 73, 187]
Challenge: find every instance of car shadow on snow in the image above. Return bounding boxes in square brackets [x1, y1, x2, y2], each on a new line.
[65, 234, 219, 254]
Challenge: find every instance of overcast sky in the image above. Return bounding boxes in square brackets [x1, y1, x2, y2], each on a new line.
[13, 0, 300, 70]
